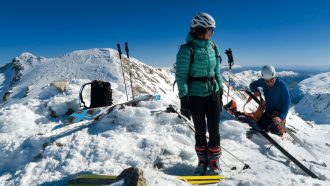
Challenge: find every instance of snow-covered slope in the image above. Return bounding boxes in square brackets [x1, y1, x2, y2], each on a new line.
[291, 72, 330, 124]
[0, 50, 329, 185]
[0, 48, 175, 107]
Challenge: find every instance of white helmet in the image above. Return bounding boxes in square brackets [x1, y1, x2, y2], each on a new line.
[191, 12, 216, 28]
[261, 65, 276, 80]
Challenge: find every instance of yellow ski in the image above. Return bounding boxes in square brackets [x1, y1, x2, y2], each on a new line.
[68, 174, 226, 185]
[178, 175, 225, 185]
[178, 175, 225, 180]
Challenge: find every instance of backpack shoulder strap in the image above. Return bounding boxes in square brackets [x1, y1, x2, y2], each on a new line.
[211, 41, 222, 63]
[179, 42, 194, 63]
[173, 42, 195, 91]
[182, 41, 195, 65]
[180, 41, 195, 74]
[79, 82, 92, 109]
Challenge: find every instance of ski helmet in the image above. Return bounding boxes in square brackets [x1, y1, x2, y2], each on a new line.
[191, 12, 216, 28]
[261, 65, 276, 80]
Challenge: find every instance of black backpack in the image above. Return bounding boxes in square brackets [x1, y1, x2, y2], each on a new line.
[79, 80, 113, 109]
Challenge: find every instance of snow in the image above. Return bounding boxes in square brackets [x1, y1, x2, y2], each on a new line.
[0, 104, 39, 134]
[0, 48, 330, 185]
[291, 72, 330, 99]
[291, 72, 330, 124]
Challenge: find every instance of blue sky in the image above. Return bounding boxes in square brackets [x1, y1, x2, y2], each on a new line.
[1, 0, 330, 68]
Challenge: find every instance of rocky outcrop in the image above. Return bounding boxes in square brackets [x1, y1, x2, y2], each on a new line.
[116, 167, 146, 186]
[2, 91, 12, 101]
[11, 58, 24, 87]
[51, 80, 69, 92]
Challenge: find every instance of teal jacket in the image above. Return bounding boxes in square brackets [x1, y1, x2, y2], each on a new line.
[175, 33, 223, 98]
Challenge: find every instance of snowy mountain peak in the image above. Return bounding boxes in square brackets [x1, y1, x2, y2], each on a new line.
[0, 48, 175, 107]
[17, 52, 38, 60]
[13, 52, 44, 71]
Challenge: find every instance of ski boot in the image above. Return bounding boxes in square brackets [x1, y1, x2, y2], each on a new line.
[223, 100, 237, 111]
[193, 146, 208, 176]
[205, 146, 222, 175]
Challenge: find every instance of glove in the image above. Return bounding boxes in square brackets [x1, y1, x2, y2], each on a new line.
[253, 91, 261, 97]
[225, 48, 234, 66]
[273, 117, 282, 124]
[180, 95, 191, 120]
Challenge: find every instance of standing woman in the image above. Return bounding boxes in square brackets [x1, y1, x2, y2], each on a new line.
[175, 12, 223, 175]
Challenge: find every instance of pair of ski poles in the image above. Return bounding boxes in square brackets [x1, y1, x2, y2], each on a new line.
[117, 42, 134, 101]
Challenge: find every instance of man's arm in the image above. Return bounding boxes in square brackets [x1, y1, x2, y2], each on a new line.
[249, 79, 264, 93]
[278, 83, 291, 120]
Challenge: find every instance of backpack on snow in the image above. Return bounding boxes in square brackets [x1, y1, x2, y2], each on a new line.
[79, 80, 113, 109]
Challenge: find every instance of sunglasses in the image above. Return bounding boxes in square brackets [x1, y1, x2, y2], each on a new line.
[207, 27, 214, 32]
[264, 78, 275, 84]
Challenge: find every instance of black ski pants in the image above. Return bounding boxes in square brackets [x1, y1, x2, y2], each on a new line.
[189, 91, 222, 147]
[257, 110, 286, 134]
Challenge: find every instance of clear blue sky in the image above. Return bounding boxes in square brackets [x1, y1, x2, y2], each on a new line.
[1, 0, 330, 67]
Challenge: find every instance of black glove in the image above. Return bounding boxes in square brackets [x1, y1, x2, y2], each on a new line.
[180, 95, 191, 120]
[225, 48, 234, 67]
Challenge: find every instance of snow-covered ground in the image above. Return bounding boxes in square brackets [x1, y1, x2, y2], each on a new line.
[291, 72, 330, 124]
[0, 49, 329, 185]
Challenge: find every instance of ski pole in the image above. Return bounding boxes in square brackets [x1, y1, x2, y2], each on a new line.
[221, 147, 250, 170]
[225, 48, 234, 104]
[117, 44, 129, 101]
[125, 42, 134, 99]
